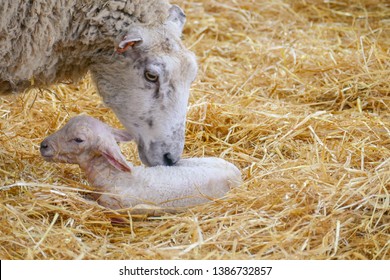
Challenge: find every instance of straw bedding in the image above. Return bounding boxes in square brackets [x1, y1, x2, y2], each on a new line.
[0, 0, 389, 259]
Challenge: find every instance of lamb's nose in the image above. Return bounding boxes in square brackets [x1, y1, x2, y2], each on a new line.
[40, 141, 49, 150]
[40, 139, 53, 157]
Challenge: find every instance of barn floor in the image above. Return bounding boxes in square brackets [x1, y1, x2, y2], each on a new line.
[0, 0, 389, 259]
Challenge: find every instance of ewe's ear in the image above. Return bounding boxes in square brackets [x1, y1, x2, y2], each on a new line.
[116, 29, 142, 54]
[97, 137, 132, 173]
[111, 128, 133, 142]
[167, 5, 186, 35]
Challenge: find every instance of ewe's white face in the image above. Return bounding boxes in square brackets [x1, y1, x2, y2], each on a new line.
[91, 6, 197, 167]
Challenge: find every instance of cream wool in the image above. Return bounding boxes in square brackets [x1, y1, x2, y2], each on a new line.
[0, 0, 170, 92]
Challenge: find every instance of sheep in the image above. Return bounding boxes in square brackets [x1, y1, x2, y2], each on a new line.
[40, 115, 242, 210]
[0, 0, 198, 167]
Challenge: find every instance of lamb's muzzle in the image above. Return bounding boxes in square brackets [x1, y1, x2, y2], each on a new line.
[40, 115, 242, 210]
[40, 139, 53, 158]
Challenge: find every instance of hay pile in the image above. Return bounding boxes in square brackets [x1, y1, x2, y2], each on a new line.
[0, 0, 389, 259]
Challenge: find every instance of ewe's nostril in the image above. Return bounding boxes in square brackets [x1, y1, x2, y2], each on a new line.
[163, 153, 177, 166]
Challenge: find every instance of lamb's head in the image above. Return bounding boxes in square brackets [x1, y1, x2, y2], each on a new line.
[90, 5, 197, 167]
[40, 116, 133, 172]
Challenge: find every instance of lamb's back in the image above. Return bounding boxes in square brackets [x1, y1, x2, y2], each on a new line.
[115, 157, 242, 208]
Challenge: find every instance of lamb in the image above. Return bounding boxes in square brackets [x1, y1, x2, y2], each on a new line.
[40, 115, 242, 210]
[0, 0, 198, 167]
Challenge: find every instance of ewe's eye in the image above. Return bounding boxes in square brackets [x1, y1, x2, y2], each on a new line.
[74, 138, 84, 143]
[144, 71, 159, 82]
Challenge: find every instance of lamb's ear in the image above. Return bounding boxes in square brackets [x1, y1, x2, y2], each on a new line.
[167, 5, 186, 35]
[97, 138, 132, 173]
[116, 29, 142, 54]
[111, 128, 133, 143]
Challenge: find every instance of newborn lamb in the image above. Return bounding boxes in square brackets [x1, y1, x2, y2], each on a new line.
[40, 116, 241, 210]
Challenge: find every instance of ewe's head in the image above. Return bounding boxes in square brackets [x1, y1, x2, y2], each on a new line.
[40, 116, 133, 172]
[91, 5, 197, 167]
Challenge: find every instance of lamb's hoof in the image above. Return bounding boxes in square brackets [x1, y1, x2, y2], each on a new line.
[110, 217, 127, 225]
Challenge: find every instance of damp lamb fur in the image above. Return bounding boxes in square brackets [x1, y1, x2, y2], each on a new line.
[40, 115, 242, 209]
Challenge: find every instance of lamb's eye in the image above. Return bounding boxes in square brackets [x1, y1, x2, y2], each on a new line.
[144, 71, 158, 82]
[74, 138, 84, 143]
